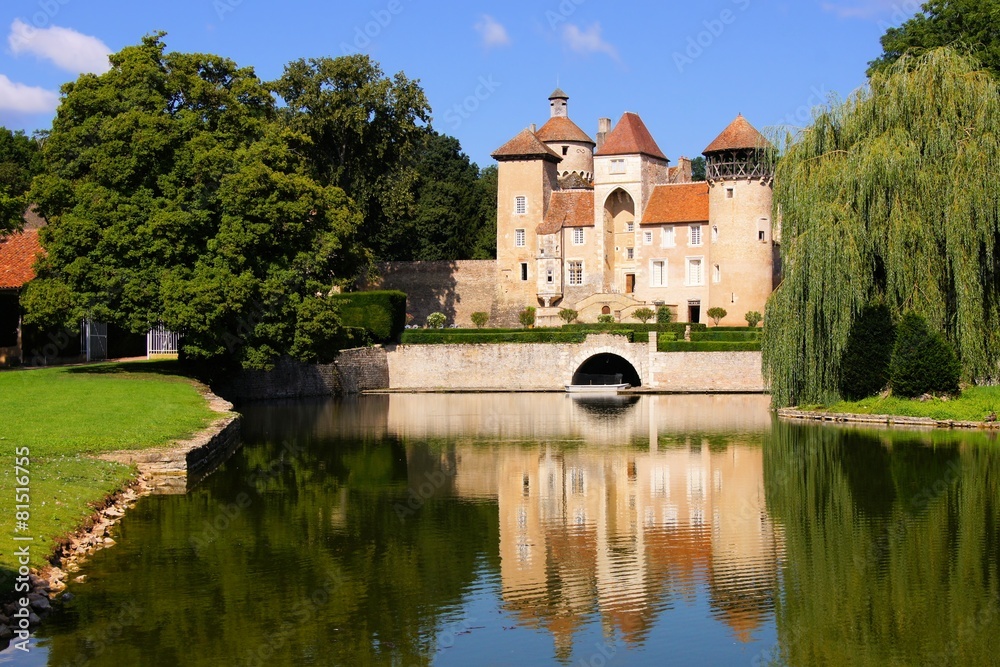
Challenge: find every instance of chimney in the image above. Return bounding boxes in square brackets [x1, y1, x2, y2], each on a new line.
[675, 156, 693, 183]
[529, 123, 537, 134]
[597, 117, 611, 151]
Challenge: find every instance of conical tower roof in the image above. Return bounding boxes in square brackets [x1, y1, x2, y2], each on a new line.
[536, 116, 595, 145]
[548, 87, 569, 100]
[703, 114, 771, 154]
[595, 112, 667, 161]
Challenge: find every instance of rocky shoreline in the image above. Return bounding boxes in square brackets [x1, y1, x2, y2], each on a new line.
[777, 407, 1000, 431]
[0, 385, 241, 647]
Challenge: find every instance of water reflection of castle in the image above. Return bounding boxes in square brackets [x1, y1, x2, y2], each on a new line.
[395, 394, 782, 657]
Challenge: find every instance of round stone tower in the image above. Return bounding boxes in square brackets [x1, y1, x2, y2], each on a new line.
[535, 89, 595, 182]
[703, 114, 775, 326]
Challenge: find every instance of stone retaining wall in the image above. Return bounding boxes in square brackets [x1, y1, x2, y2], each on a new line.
[97, 391, 242, 494]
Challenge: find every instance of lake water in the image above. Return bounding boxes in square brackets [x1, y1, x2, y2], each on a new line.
[10, 394, 1000, 666]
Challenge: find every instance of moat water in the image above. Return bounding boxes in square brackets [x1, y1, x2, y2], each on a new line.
[9, 394, 1000, 666]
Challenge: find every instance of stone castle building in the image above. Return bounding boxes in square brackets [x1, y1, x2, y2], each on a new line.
[492, 89, 778, 327]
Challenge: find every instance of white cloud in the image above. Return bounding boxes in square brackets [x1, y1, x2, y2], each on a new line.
[562, 23, 620, 61]
[474, 15, 510, 49]
[820, 0, 920, 20]
[0, 74, 59, 113]
[8, 19, 111, 74]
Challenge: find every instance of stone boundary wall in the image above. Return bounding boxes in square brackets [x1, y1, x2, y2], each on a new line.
[214, 349, 391, 402]
[384, 337, 765, 392]
[97, 391, 242, 494]
[336, 346, 390, 394]
[364, 260, 508, 328]
[648, 351, 764, 393]
[778, 408, 1000, 431]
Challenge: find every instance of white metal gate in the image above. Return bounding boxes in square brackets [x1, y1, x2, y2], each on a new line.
[147, 325, 179, 358]
[81, 320, 108, 362]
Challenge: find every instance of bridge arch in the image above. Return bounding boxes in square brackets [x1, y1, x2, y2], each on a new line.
[568, 342, 644, 388]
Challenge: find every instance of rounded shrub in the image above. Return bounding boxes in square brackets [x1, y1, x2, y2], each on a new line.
[889, 312, 960, 397]
[839, 304, 896, 400]
[426, 312, 447, 329]
[657, 305, 673, 324]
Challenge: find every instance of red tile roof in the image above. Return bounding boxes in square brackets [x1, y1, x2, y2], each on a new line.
[535, 116, 595, 145]
[492, 128, 563, 162]
[703, 114, 772, 154]
[0, 229, 43, 289]
[538, 191, 595, 234]
[641, 183, 709, 225]
[595, 112, 668, 161]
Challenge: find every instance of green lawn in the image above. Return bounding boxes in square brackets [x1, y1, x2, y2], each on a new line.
[822, 385, 1000, 422]
[0, 362, 217, 583]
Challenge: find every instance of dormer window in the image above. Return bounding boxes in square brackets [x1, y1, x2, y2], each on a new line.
[515, 196, 527, 215]
[610, 159, 626, 175]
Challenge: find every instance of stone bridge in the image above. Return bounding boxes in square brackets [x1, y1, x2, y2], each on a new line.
[384, 333, 764, 393]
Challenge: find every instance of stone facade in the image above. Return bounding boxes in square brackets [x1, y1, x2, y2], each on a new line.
[367, 260, 511, 327]
[493, 91, 777, 327]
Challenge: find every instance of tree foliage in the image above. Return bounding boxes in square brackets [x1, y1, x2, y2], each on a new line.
[269, 56, 430, 259]
[632, 307, 656, 323]
[382, 129, 494, 261]
[745, 311, 762, 328]
[24, 34, 368, 368]
[763, 49, 1000, 406]
[690, 156, 706, 182]
[889, 312, 960, 397]
[839, 304, 896, 400]
[0, 127, 41, 235]
[470, 311, 489, 329]
[706, 307, 727, 325]
[868, 0, 1000, 79]
[656, 305, 673, 324]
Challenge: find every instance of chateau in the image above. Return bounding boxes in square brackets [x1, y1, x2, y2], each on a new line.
[491, 89, 778, 327]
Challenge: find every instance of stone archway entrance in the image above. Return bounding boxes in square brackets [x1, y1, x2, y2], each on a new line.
[572, 353, 642, 387]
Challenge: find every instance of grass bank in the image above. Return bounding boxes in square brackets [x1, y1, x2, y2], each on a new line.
[0, 362, 217, 581]
[815, 385, 1000, 423]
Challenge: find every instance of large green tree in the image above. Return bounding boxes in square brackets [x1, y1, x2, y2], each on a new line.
[868, 0, 1000, 78]
[24, 35, 368, 368]
[0, 127, 41, 234]
[270, 56, 430, 260]
[763, 49, 1000, 406]
[381, 129, 495, 261]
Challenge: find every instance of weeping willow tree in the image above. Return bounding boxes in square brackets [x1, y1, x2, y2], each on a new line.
[763, 48, 1000, 407]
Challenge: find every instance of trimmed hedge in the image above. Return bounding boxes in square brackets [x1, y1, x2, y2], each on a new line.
[839, 304, 896, 400]
[331, 291, 407, 343]
[658, 340, 762, 353]
[889, 312, 960, 397]
[400, 330, 636, 345]
[562, 323, 706, 335]
[691, 331, 761, 342]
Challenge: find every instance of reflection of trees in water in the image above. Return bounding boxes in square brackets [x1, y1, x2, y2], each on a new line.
[763, 423, 1000, 666]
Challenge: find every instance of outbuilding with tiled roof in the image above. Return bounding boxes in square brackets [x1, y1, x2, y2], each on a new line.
[641, 183, 710, 225]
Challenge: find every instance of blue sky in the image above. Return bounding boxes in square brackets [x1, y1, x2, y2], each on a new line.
[0, 0, 919, 168]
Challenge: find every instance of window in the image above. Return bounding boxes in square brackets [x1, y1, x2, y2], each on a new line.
[546, 268, 554, 284]
[662, 227, 675, 247]
[759, 230, 767, 242]
[626, 221, 635, 233]
[562, 146, 569, 156]
[610, 159, 626, 174]
[712, 226, 719, 243]
[690, 225, 702, 246]
[520, 263, 528, 281]
[726, 187, 734, 199]
[626, 247, 634, 260]
[651, 260, 667, 287]
[687, 258, 704, 286]
[515, 229, 526, 247]
[515, 196, 527, 215]
[643, 231, 653, 245]
[713, 264, 721, 283]
[568, 261, 583, 286]
[573, 228, 585, 245]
